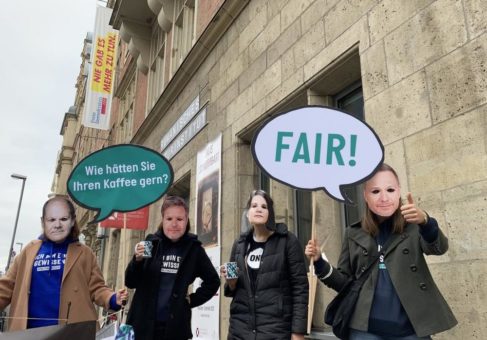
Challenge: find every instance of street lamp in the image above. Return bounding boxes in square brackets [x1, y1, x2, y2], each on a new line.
[6, 174, 27, 272]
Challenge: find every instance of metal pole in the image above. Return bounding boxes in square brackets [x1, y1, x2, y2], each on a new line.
[6, 174, 27, 272]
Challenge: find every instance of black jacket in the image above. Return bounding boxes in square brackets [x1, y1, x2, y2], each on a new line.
[125, 230, 220, 339]
[224, 223, 308, 340]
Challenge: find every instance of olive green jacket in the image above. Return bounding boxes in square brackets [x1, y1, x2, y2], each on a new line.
[321, 221, 457, 337]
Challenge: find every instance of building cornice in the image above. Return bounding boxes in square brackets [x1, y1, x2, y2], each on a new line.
[131, 0, 249, 145]
[60, 110, 77, 136]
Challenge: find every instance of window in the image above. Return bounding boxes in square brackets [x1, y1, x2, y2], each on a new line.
[336, 84, 365, 228]
[172, 0, 196, 73]
[294, 190, 312, 260]
[116, 78, 135, 143]
[236, 51, 362, 256]
[114, 39, 122, 88]
[291, 84, 364, 254]
[148, 25, 166, 110]
[106, 229, 120, 289]
[259, 170, 270, 193]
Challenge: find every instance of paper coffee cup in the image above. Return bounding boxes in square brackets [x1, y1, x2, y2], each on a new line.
[225, 262, 238, 279]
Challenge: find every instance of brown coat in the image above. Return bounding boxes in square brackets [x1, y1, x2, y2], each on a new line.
[0, 240, 114, 331]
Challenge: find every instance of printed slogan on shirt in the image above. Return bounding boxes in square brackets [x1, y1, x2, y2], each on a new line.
[160, 254, 181, 274]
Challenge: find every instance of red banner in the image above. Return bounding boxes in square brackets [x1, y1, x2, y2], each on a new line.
[99, 206, 149, 230]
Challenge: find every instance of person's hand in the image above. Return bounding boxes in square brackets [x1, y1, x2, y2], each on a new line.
[220, 265, 237, 291]
[305, 239, 321, 262]
[134, 242, 145, 261]
[291, 333, 305, 340]
[116, 288, 128, 306]
[400, 192, 428, 225]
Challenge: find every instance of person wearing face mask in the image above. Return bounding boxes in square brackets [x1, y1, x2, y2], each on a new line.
[125, 196, 219, 340]
[221, 190, 308, 340]
[305, 163, 457, 339]
[0, 196, 127, 331]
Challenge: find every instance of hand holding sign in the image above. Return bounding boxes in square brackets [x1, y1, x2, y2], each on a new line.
[67, 144, 173, 222]
[305, 239, 321, 262]
[251, 106, 384, 203]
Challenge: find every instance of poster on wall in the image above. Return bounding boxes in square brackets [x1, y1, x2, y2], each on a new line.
[192, 134, 222, 340]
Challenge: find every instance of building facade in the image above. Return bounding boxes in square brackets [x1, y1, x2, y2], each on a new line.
[54, 0, 487, 338]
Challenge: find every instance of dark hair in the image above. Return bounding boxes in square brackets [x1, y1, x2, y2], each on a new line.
[42, 196, 80, 239]
[246, 189, 276, 231]
[158, 196, 191, 233]
[361, 163, 405, 236]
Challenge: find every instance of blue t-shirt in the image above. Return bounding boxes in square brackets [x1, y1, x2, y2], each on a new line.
[27, 238, 119, 328]
[28, 238, 70, 328]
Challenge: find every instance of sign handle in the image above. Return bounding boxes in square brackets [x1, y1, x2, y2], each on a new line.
[120, 213, 127, 323]
[307, 192, 317, 334]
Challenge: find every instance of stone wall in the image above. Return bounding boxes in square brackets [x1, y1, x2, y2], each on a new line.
[127, 0, 486, 338]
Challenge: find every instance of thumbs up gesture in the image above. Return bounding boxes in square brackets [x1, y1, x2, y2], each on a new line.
[400, 192, 428, 225]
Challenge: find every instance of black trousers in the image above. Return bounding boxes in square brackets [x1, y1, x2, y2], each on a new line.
[153, 321, 167, 340]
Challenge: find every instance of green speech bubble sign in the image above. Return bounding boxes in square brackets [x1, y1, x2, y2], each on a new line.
[67, 144, 174, 222]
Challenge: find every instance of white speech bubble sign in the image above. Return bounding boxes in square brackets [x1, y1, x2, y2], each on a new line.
[251, 106, 384, 203]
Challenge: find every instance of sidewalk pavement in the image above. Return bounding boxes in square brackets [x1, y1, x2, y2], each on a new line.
[306, 330, 339, 339]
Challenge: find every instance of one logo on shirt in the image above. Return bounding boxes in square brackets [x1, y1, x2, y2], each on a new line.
[161, 254, 181, 274]
[378, 245, 386, 270]
[33, 253, 66, 272]
[247, 247, 263, 269]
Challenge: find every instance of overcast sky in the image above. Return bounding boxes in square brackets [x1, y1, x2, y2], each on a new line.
[0, 1, 98, 273]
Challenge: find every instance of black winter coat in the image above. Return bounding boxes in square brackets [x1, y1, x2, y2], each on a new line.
[125, 230, 220, 340]
[224, 223, 308, 340]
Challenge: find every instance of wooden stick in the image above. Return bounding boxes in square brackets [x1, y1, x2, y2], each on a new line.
[121, 213, 127, 322]
[307, 192, 317, 334]
[123, 213, 126, 272]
